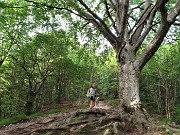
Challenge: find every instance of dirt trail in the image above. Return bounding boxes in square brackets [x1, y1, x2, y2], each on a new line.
[94, 101, 110, 109]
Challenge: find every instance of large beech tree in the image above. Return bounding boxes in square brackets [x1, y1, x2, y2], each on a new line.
[3, 0, 180, 109]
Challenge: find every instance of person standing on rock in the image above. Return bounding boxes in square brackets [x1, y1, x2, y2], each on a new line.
[89, 83, 96, 109]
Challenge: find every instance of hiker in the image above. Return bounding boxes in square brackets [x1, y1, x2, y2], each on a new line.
[89, 83, 96, 109]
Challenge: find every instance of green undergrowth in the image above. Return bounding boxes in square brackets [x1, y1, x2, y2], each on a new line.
[172, 105, 180, 124]
[0, 114, 28, 127]
[0, 109, 66, 127]
[157, 105, 180, 125]
[107, 99, 119, 108]
[157, 115, 171, 125]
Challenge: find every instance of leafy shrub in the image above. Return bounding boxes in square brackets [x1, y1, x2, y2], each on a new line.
[157, 115, 171, 125]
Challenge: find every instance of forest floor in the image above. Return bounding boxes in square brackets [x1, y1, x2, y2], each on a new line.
[0, 100, 180, 135]
[0, 100, 110, 135]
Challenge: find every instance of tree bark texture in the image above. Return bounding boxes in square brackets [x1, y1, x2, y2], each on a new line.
[119, 61, 140, 108]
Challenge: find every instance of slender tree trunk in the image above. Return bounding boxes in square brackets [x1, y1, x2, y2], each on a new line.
[26, 89, 35, 115]
[119, 61, 140, 109]
[157, 84, 162, 113]
[56, 71, 65, 103]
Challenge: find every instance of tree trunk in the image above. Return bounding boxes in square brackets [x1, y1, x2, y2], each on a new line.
[119, 61, 141, 109]
[25, 89, 35, 115]
[26, 99, 33, 115]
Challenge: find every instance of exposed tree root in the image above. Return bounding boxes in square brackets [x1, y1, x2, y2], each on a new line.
[0, 108, 155, 135]
[67, 108, 153, 134]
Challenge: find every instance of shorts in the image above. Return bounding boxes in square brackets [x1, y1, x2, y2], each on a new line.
[90, 96, 95, 101]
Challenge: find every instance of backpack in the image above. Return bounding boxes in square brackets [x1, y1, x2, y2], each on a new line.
[86, 89, 90, 98]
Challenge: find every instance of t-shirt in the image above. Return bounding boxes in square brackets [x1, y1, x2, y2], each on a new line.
[90, 87, 95, 96]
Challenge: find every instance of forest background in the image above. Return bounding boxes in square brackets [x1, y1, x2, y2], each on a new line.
[0, 0, 180, 129]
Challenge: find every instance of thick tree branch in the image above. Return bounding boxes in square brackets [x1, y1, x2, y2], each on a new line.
[77, 0, 119, 45]
[134, 5, 157, 52]
[83, 13, 117, 48]
[135, 0, 171, 71]
[135, 25, 171, 71]
[167, 0, 180, 24]
[104, 0, 119, 35]
[24, 0, 119, 48]
[131, 4, 152, 31]
[128, 2, 144, 31]
[116, 0, 129, 45]
[130, 4, 154, 45]
[115, 0, 129, 62]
